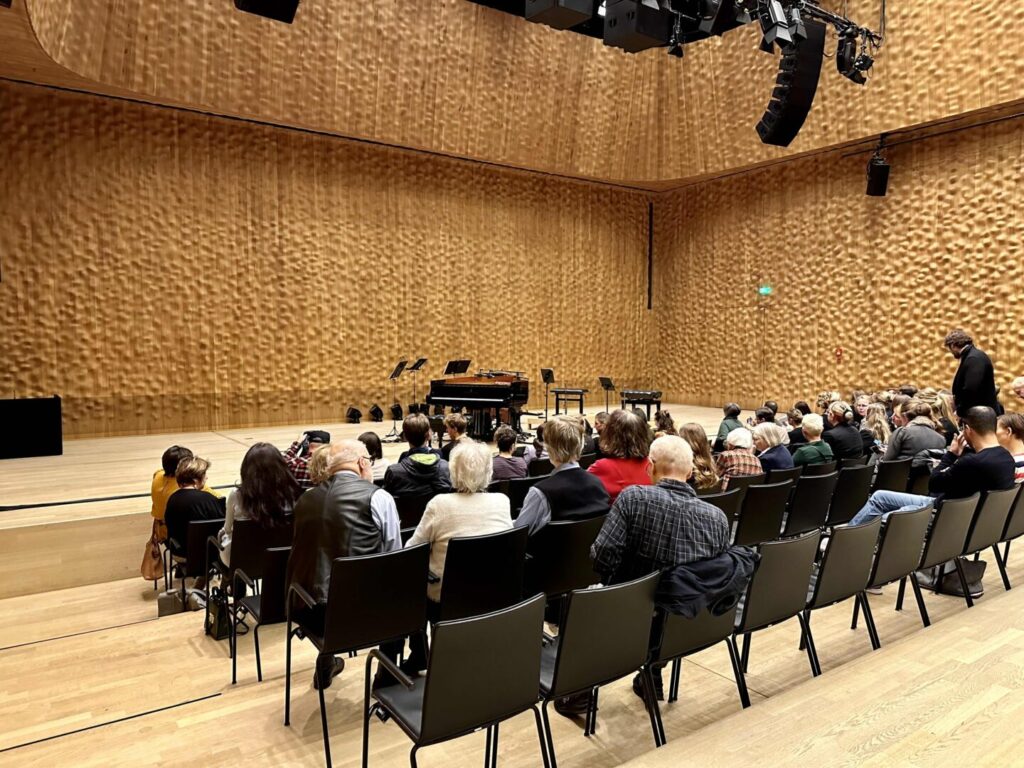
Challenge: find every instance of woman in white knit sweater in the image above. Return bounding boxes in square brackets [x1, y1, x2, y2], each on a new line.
[406, 439, 512, 602]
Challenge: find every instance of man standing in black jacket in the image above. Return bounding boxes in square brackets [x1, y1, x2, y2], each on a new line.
[946, 329, 998, 417]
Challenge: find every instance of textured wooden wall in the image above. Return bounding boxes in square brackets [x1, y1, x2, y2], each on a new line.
[654, 117, 1024, 410]
[0, 82, 653, 437]
[12, 0, 1024, 183]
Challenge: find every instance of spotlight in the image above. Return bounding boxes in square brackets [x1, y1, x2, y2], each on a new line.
[369, 404, 384, 422]
[526, 0, 594, 29]
[603, 0, 672, 53]
[345, 407, 362, 424]
[837, 27, 867, 84]
[390, 403, 403, 421]
[866, 147, 890, 197]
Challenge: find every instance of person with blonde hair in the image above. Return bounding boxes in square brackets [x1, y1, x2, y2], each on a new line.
[440, 412, 469, 461]
[917, 388, 957, 446]
[881, 400, 945, 462]
[715, 428, 763, 489]
[822, 400, 863, 460]
[792, 413, 834, 467]
[164, 456, 224, 558]
[859, 402, 892, 458]
[679, 423, 720, 492]
[752, 422, 794, 471]
[306, 444, 333, 486]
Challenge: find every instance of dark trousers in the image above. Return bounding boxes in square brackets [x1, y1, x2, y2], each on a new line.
[294, 604, 405, 685]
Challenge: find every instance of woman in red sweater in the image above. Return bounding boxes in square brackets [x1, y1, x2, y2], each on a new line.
[587, 409, 653, 502]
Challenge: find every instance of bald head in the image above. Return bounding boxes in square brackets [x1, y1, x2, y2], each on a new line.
[326, 439, 372, 480]
[649, 435, 694, 484]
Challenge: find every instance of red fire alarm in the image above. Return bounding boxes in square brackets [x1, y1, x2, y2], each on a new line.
[834, 346, 844, 363]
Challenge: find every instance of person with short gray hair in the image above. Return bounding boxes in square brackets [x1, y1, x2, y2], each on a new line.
[752, 422, 794, 471]
[715, 428, 762, 489]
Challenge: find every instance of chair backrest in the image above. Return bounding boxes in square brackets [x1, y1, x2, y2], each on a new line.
[906, 468, 931, 496]
[808, 518, 881, 609]
[227, 517, 293, 579]
[700, 489, 743, 522]
[723, 473, 766, 499]
[736, 530, 820, 634]
[652, 604, 738, 664]
[782, 472, 839, 537]
[1001, 485, 1024, 543]
[840, 456, 869, 468]
[733, 480, 793, 546]
[186, 519, 225, 577]
[322, 544, 430, 652]
[826, 465, 874, 526]
[766, 466, 803, 484]
[964, 487, 1020, 554]
[549, 572, 660, 697]
[872, 458, 912, 492]
[526, 515, 606, 598]
[802, 461, 838, 477]
[256, 546, 292, 625]
[867, 505, 934, 588]
[394, 493, 436, 529]
[420, 594, 546, 744]
[528, 457, 555, 477]
[439, 527, 530, 621]
[489, 476, 546, 519]
[918, 494, 979, 570]
[579, 453, 598, 470]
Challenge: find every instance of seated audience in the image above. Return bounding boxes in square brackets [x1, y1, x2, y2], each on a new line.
[917, 387, 958, 446]
[358, 431, 390, 481]
[679, 422, 721, 492]
[889, 394, 912, 429]
[853, 394, 871, 426]
[849, 406, 1015, 526]
[654, 410, 677, 437]
[219, 442, 300, 566]
[307, 445, 332, 486]
[515, 415, 610, 535]
[752, 423, 794, 471]
[151, 445, 219, 543]
[492, 425, 528, 480]
[524, 424, 547, 465]
[580, 418, 598, 456]
[383, 414, 453, 497]
[588, 409, 653, 503]
[283, 430, 331, 489]
[593, 411, 610, 457]
[715, 428, 763, 489]
[899, 384, 919, 397]
[881, 400, 945, 462]
[714, 402, 744, 452]
[793, 400, 812, 416]
[590, 436, 731, 702]
[440, 412, 468, 461]
[1012, 377, 1024, 401]
[287, 440, 402, 689]
[996, 413, 1024, 483]
[822, 401, 863, 459]
[164, 456, 225, 557]
[792, 414, 834, 467]
[860, 402, 892, 459]
[787, 409, 807, 446]
[748, 406, 775, 427]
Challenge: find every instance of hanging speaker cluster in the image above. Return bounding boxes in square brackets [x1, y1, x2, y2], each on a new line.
[755, 19, 826, 147]
[234, 0, 299, 24]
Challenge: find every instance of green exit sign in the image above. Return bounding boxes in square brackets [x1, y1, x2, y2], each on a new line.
[758, 284, 774, 297]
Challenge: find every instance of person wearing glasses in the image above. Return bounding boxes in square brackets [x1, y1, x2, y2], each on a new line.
[286, 440, 402, 691]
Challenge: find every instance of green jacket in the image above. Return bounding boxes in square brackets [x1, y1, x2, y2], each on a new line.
[793, 440, 834, 467]
[716, 417, 745, 444]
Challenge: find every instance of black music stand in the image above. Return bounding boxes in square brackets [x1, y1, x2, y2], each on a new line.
[383, 359, 408, 443]
[443, 359, 471, 376]
[540, 368, 555, 421]
[599, 376, 616, 413]
[408, 358, 428, 403]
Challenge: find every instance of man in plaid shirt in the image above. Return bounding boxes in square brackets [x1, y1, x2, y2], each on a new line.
[715, 427, 763, 490]
[283, 430, 331, 489]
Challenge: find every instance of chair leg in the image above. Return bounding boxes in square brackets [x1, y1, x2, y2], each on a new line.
[230, 605, 237, 685]
[850, 597, 860, 629]
[796, 612, 821, 677]
[858, 593, 881, 650]
[284, 621, 293, 726]
[909, 571, 930, 628]
[530, 705, 552, 768]
[953, 558, 975, 608]
[541, 701, 558, 768]
[643, 668, 666, 747]
[317, 683, 333, 768]
[993, 544, 1012, 591]
[668, 658, 682, 703]
[895, 577, 906, 611]
[798, 610, 808, 651]
[740, 632, 751, 673]
[410, 745, 418, 768]
[583, 688, 596, 737]
[1005, 540, 1012, 566]
[485, 725, 492, 768]
[725, 636, 751, 709]
[253, 623, 263, 682]
[490, 722, 499, 767]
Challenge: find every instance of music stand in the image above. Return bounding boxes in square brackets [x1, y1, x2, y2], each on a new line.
[599, 376, 616, 413]
[540, 368, 555, 421]
[383, 360, 408, 443]
[443, 359, 471, 376]
[408, 358, 428, 402]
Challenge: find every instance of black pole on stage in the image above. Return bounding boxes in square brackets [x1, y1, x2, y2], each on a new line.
[383, 359, 408, 443]
[540, 368, 555, 422]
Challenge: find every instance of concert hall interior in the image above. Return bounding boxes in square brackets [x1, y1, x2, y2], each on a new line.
[2, 1, 1024, 766]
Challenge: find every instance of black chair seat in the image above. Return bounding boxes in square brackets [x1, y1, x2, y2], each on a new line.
[238, 595, 262, 622]
[373, 677, 426, 740]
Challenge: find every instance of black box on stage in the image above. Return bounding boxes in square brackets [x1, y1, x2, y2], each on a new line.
[0, 395, 63, 459]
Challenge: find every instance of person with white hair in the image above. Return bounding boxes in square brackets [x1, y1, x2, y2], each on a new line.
[791, 413, 835, 467]
[752, 422, 794, 471]
[1011, 377, 1024, 401]
[714, 427, 763, 490]
[590, 435, 731, 702]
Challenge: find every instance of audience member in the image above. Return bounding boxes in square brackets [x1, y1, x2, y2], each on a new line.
[219, 443, 300, 566]
[715, 428, 763, 489]
[715, 403, 744, 452]
[822, 401, 863, 459]
[679, 422, 721, 492]
[440, 412, 468, 461]
[793, 400, 812, 416]
[287, 440, 402, 689]
[283, 430, 331, 490]
[996, 413, 1024, 483]
[917, 388, 958, 446]
[654, 410, 677, 437]
[816, 391, 841, 431]
[524, 424, 547, 465]
[787, 409, 807, 446]
[515, 416, 610, 535]
[859, 402, 892, 459]
[574, 415, 598, 455]
[749, 407, 775, 427]
[164, 456, 225, 557]
[588, 409, 653, 503]
[853, 395, 871, 426]
[1011, 377, 1024, 401]
[752, 423, 794, 471]
[946, 329, 999, 416]
[492, 425, 528, 480]
[899, 384, 919, 397]
[383, 414, 452, 497]
[593, 411, 610, 457]
[849, 406, 1015, 526]
[792, 414, 834, 467]
[150, 445, 219, 543]
[881, 400, 945, 462]
[357, 432, 390, 481]
[307, 445, 332, 486]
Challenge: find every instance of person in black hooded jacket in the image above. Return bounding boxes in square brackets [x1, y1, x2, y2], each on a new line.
[383, 413, 453, 497]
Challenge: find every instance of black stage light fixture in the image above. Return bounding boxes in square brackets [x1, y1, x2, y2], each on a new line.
[755, 18, 826, 147]
[390, 403, 404, 421]
[866, 147, 890, 197]
[526, 0, 594, 29]
[346, 407, 362, 424]
[233, 0, 299, 24]
[369, 404, 384, 422]
[604, 0, 673, 53]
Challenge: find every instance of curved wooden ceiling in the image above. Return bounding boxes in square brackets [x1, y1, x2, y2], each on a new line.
[2, 0, 1023, 185]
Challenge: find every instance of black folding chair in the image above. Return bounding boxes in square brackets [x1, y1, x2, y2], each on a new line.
[525, 516, 606, 605]
[489, 476, 546, 519]
[782, 472, 838, 537]
[168, 518, 223, 603]
[997, 486, 1024, 584]
[827, 465, 873, 526]
[960, 487, 1020, 595]
[766, 466, 803, 484]
[910, 494, 979, 626]
[579, 453, 598, 470]
[802, 461, 838, 477]
[733, 480, 793, 546]
[529, 457, 555, 477]
[437, 527, 529, 621]
[872, 458, 912, 493]
[231, 545, 290, 684]
[394, 493, 437, 530]
[721, 472, 766, 500]
[700, 489, 742, 524]
[840, 456, 869, 468]
[284, 545, 431, 768]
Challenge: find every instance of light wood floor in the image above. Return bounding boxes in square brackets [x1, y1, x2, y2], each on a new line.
[2, 554, 1021, 766]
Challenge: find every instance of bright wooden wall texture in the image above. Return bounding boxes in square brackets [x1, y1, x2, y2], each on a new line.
[0, 82, 654, 437]
[653, 117, 1024, 410]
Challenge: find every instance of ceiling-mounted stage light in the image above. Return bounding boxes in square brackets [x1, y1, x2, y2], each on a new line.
[526, 0, 595, 29]
[866, 144, 890, 197]
[369, 404, 384, 422]
[390, 403, 404, 421]
[346, 407, 362, 424]
[604, 0, 673, 53]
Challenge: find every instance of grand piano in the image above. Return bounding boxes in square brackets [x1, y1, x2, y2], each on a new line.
[426, 369, 530, 439]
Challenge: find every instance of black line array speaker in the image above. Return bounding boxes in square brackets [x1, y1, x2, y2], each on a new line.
[866, 156, 891, 196]
[756, 19, 826, 147]
[526, 0, 594, 29]
[234, 0, 299, 24]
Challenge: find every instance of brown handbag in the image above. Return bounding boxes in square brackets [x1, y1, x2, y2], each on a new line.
[141, 522, 163, 582]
